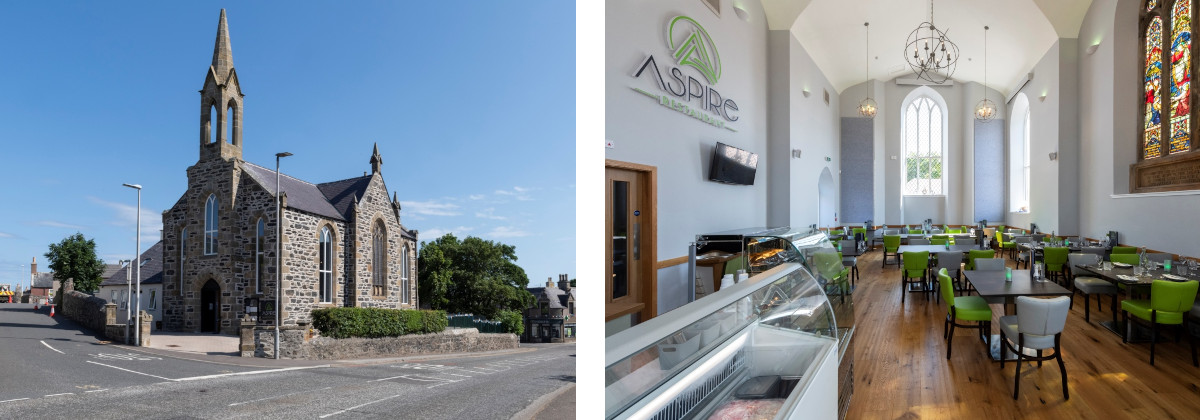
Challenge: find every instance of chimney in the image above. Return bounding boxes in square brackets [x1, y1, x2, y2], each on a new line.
[557, 274, 570, 291]
[546, 277, 555, 289]
[31, 256, 37, 275]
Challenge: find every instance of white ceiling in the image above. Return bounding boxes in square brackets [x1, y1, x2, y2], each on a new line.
[762, 0, 1093, 97]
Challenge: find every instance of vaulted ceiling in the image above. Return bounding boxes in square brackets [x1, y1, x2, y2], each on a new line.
[760, 0, 1093, 97]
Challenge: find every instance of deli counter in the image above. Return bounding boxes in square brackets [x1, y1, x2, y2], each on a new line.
[605, 262, 841, 419]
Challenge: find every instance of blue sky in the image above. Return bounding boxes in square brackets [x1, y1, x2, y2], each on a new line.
[0, 2, 576, 290]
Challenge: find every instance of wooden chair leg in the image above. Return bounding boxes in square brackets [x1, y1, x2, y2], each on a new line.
[1151, 312, 1158, 366]
[1083, 293, 1091, 322]
[1056, 339, 1069, 400]
[946, 316, 956, 360]
[1013, 335, 1024, 400]
[1000, 331, 1007, 369]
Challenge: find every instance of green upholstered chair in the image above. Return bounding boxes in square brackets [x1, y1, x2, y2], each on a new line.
[930, 237, 949, 245]
[998, 234, 1017, 259]
[883, 235, 902, 268]
[1110, 253, 1141, 266]
[910, 229, 924, 235]
[1112, 246, 1137, 254]
[724, 253, 745, 276]
[999, 296, 1071, 400]
[901, 251, 930, 303]
[1043, 247, 1070, 286]
[1121, 280, 1200, 366]
[967, 249, 995, 271]
[813, 251, 851, 303]
[939, 268, 992, 359]
[946, 227, 963, 234]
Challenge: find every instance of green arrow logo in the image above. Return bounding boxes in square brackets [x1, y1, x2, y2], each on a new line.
[667, 16, 721, 85]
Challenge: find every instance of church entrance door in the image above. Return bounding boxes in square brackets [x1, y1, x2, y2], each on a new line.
[201, 279, 220, 333]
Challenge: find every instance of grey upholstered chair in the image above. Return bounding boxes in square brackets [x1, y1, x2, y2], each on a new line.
[1000, 296, 1071, 400]
[932, 251, 963, 301]
[1144, 253, 1174, 264]
[973, 258, 1006, 271]
[1014, 236, 1033, 269]
[1069, 253, 1116, 322]
[909, 237, 931, 245]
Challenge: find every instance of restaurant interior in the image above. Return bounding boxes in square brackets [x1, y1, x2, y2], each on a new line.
[604, 0, 1200, 418]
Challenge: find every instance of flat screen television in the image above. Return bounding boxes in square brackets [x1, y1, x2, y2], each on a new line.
[708, 142, 758, 185]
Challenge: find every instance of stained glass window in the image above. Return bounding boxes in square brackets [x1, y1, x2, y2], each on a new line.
[1150, 0, 1161, 11]
[1146, 16, 1164, 159]
[1170, 0, 1192, 154]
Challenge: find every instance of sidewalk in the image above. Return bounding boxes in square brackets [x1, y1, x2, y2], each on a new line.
[514, 383, 576, 420]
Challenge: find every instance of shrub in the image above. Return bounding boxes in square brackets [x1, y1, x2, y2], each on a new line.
[311, 307, 447, 339]
[496, 310, 524, 335]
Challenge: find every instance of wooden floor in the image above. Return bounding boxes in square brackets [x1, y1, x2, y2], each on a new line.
[842, 247, 1200, 419]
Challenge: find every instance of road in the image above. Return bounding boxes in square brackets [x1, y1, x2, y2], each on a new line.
[0, 303, 576, 419]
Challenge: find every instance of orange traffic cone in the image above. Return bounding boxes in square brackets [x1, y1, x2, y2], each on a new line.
[49, 306, 55, 317]
[34, 302, 39, 310]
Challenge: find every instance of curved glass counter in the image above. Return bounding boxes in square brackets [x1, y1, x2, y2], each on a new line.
[605, 263, 838, 419]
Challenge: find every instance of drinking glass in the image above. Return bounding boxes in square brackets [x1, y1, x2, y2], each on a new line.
[1134, 266, 1144, 276]
[1103, 261, 1112, 271]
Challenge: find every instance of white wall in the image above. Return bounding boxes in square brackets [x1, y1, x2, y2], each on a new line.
[781, 35, 841, 229]
[1076, 0, 1200, 257]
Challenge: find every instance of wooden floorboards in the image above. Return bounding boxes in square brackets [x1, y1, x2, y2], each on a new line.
[843, 248, 1200, 419]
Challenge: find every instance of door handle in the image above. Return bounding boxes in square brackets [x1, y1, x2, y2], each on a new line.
[633, 222, 640, 260]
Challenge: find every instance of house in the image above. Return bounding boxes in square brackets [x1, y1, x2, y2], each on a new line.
[99, 241, 164, 330]
[522, 274, 575, 343]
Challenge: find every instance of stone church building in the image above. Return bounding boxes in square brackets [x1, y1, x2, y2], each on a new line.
[162, 10, 418, 334]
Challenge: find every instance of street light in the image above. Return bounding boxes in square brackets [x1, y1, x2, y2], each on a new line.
[119, 259, 132, 342]
[123, 183, 142, 346]
[274, 152, 291, 359]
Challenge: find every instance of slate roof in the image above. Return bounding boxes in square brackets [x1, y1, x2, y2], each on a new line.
[528, 286, 575, 309]
[31, 273, 56, 289]
[101, 240, 165, 286]
[241, 162, 345, 221]
[100, 264, 122, 280]
[317, 175, 373, 220]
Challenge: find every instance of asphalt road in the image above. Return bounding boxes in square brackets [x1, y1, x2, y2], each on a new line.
[0, 303, 576, 419]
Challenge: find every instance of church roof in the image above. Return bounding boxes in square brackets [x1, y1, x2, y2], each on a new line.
[241, 162, 346, 221]
[102, 240, 164, 286]
[317, 175, 373, 220]
[211, 9, 234, 84]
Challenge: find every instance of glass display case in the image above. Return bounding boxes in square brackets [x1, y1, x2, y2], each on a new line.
[605, 263, 840, 419]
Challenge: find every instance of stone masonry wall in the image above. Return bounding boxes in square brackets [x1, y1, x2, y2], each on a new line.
[280, 207, 347, 325]
[351, 174, 418, 309]
[251, 327, 517, 359]
[60, 290, 108, 334]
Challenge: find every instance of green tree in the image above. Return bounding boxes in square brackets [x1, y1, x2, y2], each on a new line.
[44, 233, 106, 294]
[417, 234, 534, 319]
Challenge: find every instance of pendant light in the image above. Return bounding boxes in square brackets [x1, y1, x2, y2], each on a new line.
[975, 25, 997, 122]
[858, 22, 877, 119]
[905, 0, 959, 84]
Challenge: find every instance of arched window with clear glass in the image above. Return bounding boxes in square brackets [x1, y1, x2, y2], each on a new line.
[1143, 0, 1195, 159]
[372, 222, 386, 297]
[902, 96, 946, 196]
[204, 195, 219, 255]
[319, 227, 333, 303]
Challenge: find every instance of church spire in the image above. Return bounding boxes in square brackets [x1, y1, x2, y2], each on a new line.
[212, 9, 234, 82]
[370, 143, 383, 174]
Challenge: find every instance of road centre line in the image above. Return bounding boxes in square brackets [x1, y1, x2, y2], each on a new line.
[40, 340, 65, 354]
[0, 398, 30, 404]
[84, 389, 109, 393]
[86, 361, 174, 381]
[174, 365, 329, 381]
[319, 394, 403, 418]
[229, 386, 332, 406]
[44, 393, 73, 397]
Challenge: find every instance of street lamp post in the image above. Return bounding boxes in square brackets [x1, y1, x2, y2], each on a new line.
[274, 152, 291, 359]
[123, 183, 142, 346]
[120, 259, 132, 343]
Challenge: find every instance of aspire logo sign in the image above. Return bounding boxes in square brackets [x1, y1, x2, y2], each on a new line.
[631, 15, 739, 132]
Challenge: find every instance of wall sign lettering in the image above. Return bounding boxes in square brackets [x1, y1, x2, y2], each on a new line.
[631, 16, 740, 132]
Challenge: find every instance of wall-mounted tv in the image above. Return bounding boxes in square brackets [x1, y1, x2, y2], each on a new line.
[708, 142, 758, 185]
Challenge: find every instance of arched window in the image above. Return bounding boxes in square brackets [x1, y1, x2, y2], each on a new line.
[255, 218, 265, 294]
[902, 95, 946, 195]
[372, 222, 386, 296]
[204, 195, 218, 255]
[1010, 94, 1032, 212]
[319, 227, 333, 303]
[208, 104, 218, 144]
[1142, 0, 1194, 159]
[179, 228, 187, 293]
[401, 245, 410, 304]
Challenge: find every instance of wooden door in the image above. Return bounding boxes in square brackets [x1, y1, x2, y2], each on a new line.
[606, 161, 656, 325]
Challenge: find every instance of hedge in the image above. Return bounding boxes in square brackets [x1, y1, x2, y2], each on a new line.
[311, 307, 448, 339]
[496, 310, 524, 335]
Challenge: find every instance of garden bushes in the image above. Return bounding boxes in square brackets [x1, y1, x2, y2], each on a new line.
[311, 307, 447, 339]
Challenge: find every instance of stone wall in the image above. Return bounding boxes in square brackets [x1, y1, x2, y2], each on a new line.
[250, 327, 517, 360]
[350, 174, 418, 309]
[60, 290, 109, 334]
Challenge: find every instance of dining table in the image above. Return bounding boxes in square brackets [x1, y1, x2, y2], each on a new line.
[1072, 262, 1200, 338]
[963, 269, 1073, 361]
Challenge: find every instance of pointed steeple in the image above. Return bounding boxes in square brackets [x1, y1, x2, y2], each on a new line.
[370, 143, 383, 174]
[212, 9, 234, 82]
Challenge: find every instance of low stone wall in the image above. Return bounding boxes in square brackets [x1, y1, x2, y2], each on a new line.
[60, 290, 109, 334]
[249, 327, 518, 359]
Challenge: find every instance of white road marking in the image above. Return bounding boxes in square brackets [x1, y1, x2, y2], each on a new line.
[318, 394, 402, 418]
[84, 389, 109, 393]
[85, 361, 175, 381]
[444, 373, 472, 378]
[43, 393, 73, 397]
[229, 386, 332, 406]
[90, 353, 161, 361]
[40, 340, 65, 354]
[0, 398, 30, 404]
[174, 365, 329, 381]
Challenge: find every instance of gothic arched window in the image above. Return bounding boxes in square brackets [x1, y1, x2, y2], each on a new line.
[179, 227, 187, 293]
[319, 226, 333, 303]
[401, 245, 410, 304]
[902, 94, 946, 196]
[1143, 0, 1195, 159]
[204, 195, 218, 255]
[372, 222, 386, 296]
[255, 218, 265, 294]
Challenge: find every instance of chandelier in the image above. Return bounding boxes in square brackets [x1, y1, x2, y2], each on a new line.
[858, 22, 877, 118]
[904, 0, 959, 84]
[975, 25, 997, 121]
